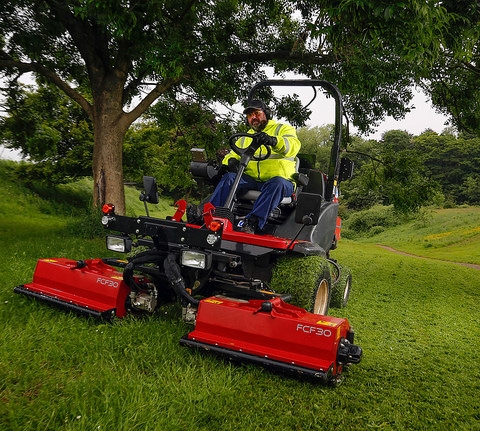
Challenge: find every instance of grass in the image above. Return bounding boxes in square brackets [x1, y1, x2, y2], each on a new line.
[358, 207, 480, 265]
[1, 161, 479, 430]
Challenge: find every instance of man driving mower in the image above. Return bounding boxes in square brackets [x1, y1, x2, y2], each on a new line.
[208, 100, 302, 234]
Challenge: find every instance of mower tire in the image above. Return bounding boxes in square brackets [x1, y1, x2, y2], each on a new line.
[311, 258, 332, 315]
[270, 255, 331, 315]
[330, 264, 352, 308]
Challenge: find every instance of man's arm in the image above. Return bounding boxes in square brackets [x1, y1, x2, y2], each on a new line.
[269, 123, 301, 158]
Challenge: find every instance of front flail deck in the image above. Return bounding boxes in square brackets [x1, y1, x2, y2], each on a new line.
[181, 296, 361, 382]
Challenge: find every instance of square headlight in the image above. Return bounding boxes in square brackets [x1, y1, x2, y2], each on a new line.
[106, 235, 132, 253]
[181, 250, 212, 270]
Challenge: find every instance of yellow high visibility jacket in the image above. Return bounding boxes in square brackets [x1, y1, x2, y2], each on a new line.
[222, 120, 301, 182]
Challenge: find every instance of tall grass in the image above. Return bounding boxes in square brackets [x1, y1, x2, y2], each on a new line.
[1, 161, 479, 430]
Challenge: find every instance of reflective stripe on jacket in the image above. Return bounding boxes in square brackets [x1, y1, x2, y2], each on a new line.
[222, 120, 301, 182]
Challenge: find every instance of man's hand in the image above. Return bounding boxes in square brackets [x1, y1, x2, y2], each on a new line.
[215, 163, 228, 179]
[227, 158, 239, 172]
[255, 132, 277, 148]
[216, 158, 239, 178]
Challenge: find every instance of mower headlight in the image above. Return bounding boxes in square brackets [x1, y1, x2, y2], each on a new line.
[181, 250, 212, 270]
[106, 235, 132, 253]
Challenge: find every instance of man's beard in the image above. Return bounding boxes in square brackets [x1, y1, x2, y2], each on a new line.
[251, 119, 268, 132]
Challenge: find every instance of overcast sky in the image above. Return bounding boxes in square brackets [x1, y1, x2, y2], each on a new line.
[361, 89, 450, 140]
[0, 85, 451, 161]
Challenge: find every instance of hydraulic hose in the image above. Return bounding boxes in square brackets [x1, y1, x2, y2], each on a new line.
[163, 253, 200, 306]
[123, 250, 165, 292]
[123, 250, 200, 306]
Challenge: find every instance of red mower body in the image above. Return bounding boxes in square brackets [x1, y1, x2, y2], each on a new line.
[181, 296, 361, 382]
[14, 258, 130, 320]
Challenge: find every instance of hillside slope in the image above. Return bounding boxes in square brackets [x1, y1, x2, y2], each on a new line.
[357, 206, 480, 265]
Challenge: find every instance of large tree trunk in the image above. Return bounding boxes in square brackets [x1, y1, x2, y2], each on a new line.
[92, 123, 127, 215]
[91, 87, 130, 215]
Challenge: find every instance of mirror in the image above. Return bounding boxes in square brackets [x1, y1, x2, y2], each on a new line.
[140, 176, 159, 204]
[339, 157, 354, 182]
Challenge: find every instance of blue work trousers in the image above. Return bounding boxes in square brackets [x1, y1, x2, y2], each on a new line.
[209, 172, 294, 229]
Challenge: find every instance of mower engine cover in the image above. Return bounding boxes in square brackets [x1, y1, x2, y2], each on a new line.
[181, 296, 362, 382]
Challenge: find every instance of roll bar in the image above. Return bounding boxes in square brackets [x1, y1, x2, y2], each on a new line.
[247, 79, 345, 201]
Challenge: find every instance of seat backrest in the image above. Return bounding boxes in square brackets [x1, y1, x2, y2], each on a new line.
[302, 169, 325, 198]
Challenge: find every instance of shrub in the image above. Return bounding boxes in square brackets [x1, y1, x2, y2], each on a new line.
[369, 225, 385, 235]
[342, 205, 400, 238]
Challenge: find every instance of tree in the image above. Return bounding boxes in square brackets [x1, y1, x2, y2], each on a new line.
[379, 130, 438, 213]
[414, 130, 480, 205]
[342, 130, 440, 213]
[0, 82, 93, 183]
[124, 99, 233, 197]
[424, 1, 480, 136]
[0, 1, 454, 213]
[297, 125, 333, 171]
[311, 1, 451, 133]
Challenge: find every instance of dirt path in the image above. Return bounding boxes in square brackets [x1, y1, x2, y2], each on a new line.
[376, 245, 480, 270]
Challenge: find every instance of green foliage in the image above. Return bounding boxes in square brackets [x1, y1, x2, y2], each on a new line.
[462, 174, 480, 203]
[342, 205, 403, 239]
[414, 130, 480, 205]
[122, 123, 165, 184]
[378, 131, 440, 212]
[308, 0, 452, 134]
[425, 1, 480, 136]
[342, 130, 441, 212]
[274, 94, 312, 128]
[0, 82, 93, 184]
[138, 99, 233, 196]
[297, 124, 334, 171]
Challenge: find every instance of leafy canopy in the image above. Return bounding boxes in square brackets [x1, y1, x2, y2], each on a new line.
[0, 0, 467, 211]
[424, 1, 480, 135]
[1, 1, 456, 133]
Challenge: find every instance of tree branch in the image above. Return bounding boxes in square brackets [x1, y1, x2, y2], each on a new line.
[123, 77, 181, 125]
[0, 55, 93, 118]
[461, 60, 480, 76]
[346, 149, 384, 165]
[47, 0, 103, 67]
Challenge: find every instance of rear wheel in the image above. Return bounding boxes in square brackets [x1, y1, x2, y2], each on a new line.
[330, 265, 352, 308]
[270, 255, 331, 314]
[311, 262, 331, 315]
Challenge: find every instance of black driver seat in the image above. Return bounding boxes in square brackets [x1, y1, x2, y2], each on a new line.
[234, 157, 309, 223]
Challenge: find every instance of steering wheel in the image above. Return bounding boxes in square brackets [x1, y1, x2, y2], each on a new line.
[228, 133, 271, 161]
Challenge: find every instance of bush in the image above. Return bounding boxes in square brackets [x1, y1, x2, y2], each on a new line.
[369, 225, 385, 235]
[342, 205, 401, 238]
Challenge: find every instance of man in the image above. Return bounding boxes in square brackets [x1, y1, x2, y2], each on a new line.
[209, 99, 301, 234]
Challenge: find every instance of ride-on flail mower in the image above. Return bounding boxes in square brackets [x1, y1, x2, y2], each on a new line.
[15, 79, 362, 383]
